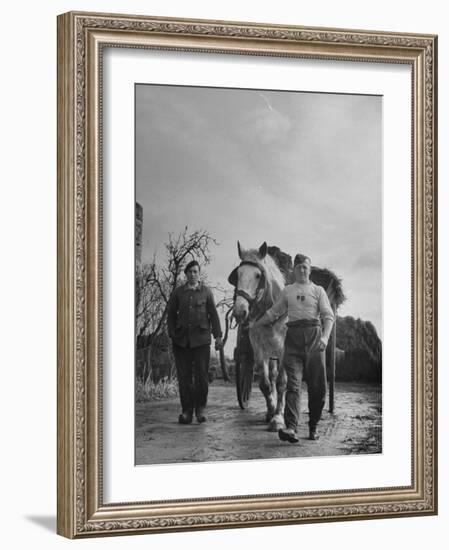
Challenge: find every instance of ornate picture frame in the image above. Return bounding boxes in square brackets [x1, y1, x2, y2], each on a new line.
[57, 11, 437, 538]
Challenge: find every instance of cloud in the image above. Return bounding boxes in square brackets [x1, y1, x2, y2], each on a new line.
[136, 84, 382, 336]
[352, 248, 382, 270]
[237, 93, 291, 145]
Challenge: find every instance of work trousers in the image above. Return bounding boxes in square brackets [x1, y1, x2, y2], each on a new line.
[173, 344, 210, 416]
[282, 325, 327, 432]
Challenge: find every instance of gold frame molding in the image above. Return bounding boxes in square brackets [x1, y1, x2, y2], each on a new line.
[57, 11, 438, 538]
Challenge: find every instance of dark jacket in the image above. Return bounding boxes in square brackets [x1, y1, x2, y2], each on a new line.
[167, 282, 222, 348]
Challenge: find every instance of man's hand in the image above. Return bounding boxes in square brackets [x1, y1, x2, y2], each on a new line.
[318, 336, 328, 352]
[214, 336, 223, 350]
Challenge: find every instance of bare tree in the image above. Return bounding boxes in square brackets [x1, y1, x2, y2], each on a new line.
[136, 227, 218, 382]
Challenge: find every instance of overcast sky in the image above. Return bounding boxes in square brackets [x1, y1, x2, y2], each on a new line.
[136, 84, 382, 340]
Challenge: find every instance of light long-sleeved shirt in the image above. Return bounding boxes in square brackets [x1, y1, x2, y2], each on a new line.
[265, 282, 334, 324]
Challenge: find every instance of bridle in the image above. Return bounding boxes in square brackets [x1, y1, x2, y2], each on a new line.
[227, 258, 281, 325]
[231, 260, 267, 311]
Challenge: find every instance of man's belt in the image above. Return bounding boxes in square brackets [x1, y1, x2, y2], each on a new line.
[286, 319, 320, 328]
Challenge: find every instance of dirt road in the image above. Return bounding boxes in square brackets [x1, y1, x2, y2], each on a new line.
[135, 381, 381, 465]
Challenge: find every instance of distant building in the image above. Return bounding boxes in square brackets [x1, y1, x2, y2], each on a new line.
[136, 202, 143, 264]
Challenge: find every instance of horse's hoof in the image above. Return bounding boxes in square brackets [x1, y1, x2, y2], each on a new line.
[268, 418, 285, 432]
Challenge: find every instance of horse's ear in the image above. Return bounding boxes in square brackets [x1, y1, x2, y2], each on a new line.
[228, 267, 239, 287]
[259, 242, 268, 259]
[237, 241, 244, 260]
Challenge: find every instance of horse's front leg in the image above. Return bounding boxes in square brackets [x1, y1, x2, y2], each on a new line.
[268, 359, 287, 431]
[257, 359, 276, 424]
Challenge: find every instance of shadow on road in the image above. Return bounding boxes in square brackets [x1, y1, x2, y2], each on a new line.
[136, 381, 382, 466]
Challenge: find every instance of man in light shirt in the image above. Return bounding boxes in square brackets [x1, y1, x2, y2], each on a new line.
[253, 254, 334, 443]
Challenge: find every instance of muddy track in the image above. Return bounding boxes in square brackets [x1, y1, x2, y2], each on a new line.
[135, 381, 382, 465]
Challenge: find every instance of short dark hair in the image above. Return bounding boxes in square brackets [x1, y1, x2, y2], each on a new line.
[184, 260, 200, 274]
[294, 253, 311, 267]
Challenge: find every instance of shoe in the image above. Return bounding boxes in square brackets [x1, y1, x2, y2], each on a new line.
[195, 407, 207, 423]
[278, 428, 299, 444]
[309, 427, 319, 440]
[178, 413, 192, 424]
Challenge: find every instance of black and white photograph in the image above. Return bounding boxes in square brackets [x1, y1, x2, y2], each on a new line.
[1, 0, 445, 544]
[135, 83, 383, 466]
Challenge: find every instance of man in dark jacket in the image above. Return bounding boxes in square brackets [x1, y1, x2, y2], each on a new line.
[167, 260, 223, 424]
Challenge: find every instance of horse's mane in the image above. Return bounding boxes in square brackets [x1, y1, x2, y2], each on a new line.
[267, 246, 293, 277]
[240, 248, 286, 300]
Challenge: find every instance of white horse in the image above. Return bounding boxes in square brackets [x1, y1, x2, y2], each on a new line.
[228, 241, 287, 431]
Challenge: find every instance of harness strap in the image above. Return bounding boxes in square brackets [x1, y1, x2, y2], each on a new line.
[235, 288, 257, 304]
[234, 260, 266, 302]
[233, 260, 270, 321]
[234, 288, 267, 323]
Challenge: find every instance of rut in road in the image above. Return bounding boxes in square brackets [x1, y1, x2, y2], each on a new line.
[135, 381, 382, 465]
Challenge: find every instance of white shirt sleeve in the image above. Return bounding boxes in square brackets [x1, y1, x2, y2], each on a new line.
[318, 286, 335, 322]
[265, 288, 288, 323]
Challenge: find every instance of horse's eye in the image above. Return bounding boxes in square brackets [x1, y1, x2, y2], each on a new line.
[256, 273, 261, 278]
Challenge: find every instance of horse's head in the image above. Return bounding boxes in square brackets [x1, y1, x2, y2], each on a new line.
[228, 241, 268, 323]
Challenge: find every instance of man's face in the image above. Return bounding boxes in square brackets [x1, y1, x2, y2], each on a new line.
[186, 265, 200, 285]
[294, 261, 311, 283]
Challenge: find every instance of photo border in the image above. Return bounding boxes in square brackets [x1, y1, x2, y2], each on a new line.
[57, 11, 437, 538]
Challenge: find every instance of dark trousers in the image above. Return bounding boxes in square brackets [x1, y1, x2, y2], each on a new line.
[282, 326, 327, 431]
[173, 344, 210, 416]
